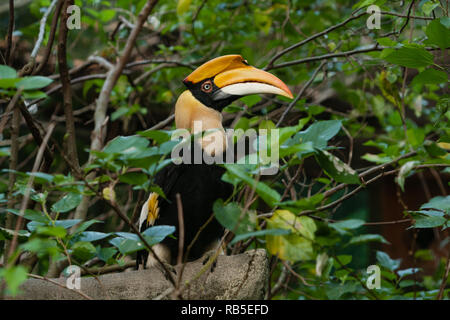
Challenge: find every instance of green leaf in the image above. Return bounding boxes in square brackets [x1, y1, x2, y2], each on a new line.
[266, 210, 317, 262]
[137, 130, 173, 144]
[213, 200, 252, 234]
[353, 0, 386, 9]
[22, 90, 47, 99]
[384, 47, 434, 69]
[396, 161, 419, 192]
[410, 211, 447, 228]
[330, 219, 365, 235]
[335, 254, 352, 266]
[72, 241, 97, 261]
[6, 209, 50, 224]
[295, 120, 341, 149]
[96, 246, 117, 263]
[241, 95, 262, 107]
[76, 231, 111, 242]
[362, 153, 392, 164]
[0, 227, 30, 241]
[441, 17, 450, 28]
[103, 135, 149, 154]
[27, 219, 81, 232]
[412, 69, 448, 86]
[36, 226, 67, 238]
[16, 76, 53, 90]
[110, 226, 175, 255]
[421, 196, 450, 212]
[99, 9, 116, 22]
[114, 232, 139, 241]
[72, 219, 102, 234]
[51, 192, 82, 213]
[0, 147, 10, 157]
[422, 1, 439, 15]
[177, 0, 192, 16]
[119, 172, 148, 186]
[277, 193, 324, 211]
[377, 37, 397, 47]
[349, 234, 390, 245]
[279, 142, 314, 158]
[0, 65, 17, 79]
[26, 172, 54, 184]
[109, 237, 143, 254]
[141, 225, 176, 246]
[230, 228, 290, 244]
[279, 119, 310, 147]
[397, 268, 421, 278]
[424, 140, 448, 157]
[326, 282, 358, 300]
[224, 163, 281, 207]
[376, 251, 401, 271]
[111, 107, 129, 121]
[425, 18, 450, 50]
[20, 238, 59, 257]
[315, 149, 361, 185]
[0, 265, 28, 296]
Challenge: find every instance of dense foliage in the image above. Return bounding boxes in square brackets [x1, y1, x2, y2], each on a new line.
[0, 0, 449, 300]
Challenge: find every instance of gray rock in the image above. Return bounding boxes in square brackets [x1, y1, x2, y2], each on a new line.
[11, 249, 269, 300]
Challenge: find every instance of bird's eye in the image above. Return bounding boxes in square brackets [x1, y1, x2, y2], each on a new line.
[201, 81, 213, 93]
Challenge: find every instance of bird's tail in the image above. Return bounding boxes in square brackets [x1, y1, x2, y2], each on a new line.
[136, 192, 160, 269]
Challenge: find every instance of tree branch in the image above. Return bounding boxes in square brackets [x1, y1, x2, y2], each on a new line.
[74, 0, 159, 224]
[265, 10, 366, 70]
[276, 61, 326, 127]
[57, 0, 80, 174]
[5, 0, 14, 65]
[33, 0, 64, 75]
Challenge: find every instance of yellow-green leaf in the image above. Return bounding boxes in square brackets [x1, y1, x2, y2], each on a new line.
[177, 0, 192, 16]
[266, 210, 316, 262]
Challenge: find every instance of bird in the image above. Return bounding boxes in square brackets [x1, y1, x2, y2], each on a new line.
[136, 54, 293, 269]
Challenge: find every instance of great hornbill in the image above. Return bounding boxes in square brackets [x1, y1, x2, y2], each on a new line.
[136, 55, 293, 269]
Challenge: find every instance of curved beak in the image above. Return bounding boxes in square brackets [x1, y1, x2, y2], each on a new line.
[213, 66, 293, 99]
[183, 55, 293, 101]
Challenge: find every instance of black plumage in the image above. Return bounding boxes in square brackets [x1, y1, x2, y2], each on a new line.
[136, 151, 233, 268]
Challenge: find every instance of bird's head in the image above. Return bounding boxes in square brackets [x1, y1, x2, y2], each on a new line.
[182, 54, 293, 111]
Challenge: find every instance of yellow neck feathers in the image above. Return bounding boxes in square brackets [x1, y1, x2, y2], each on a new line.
[174, 91, 227, 156]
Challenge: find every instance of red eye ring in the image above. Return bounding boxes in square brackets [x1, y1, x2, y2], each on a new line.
[201, 80, 213, 93]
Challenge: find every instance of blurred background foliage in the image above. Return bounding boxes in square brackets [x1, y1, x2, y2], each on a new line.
[0, 0, 449, 299]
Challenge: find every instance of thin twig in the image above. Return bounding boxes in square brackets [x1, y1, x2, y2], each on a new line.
[33, 0, 64, 75]
[300, 164, 449, 216]
[176, 193, 185, 266]
[276, 61, 326, 127]
[74, 0, 159, 224]
[5, 0, 14, 65]
[58, 0, 80, 174]
[6, 122, 56, 264]
[27, 273, 93, 300]
[437, 254, 450, 300]
[323, 151, 417, 199]
[31, 0, 59, 58]
[265, 10, 366, 70]
[0, 89, 22, 136]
